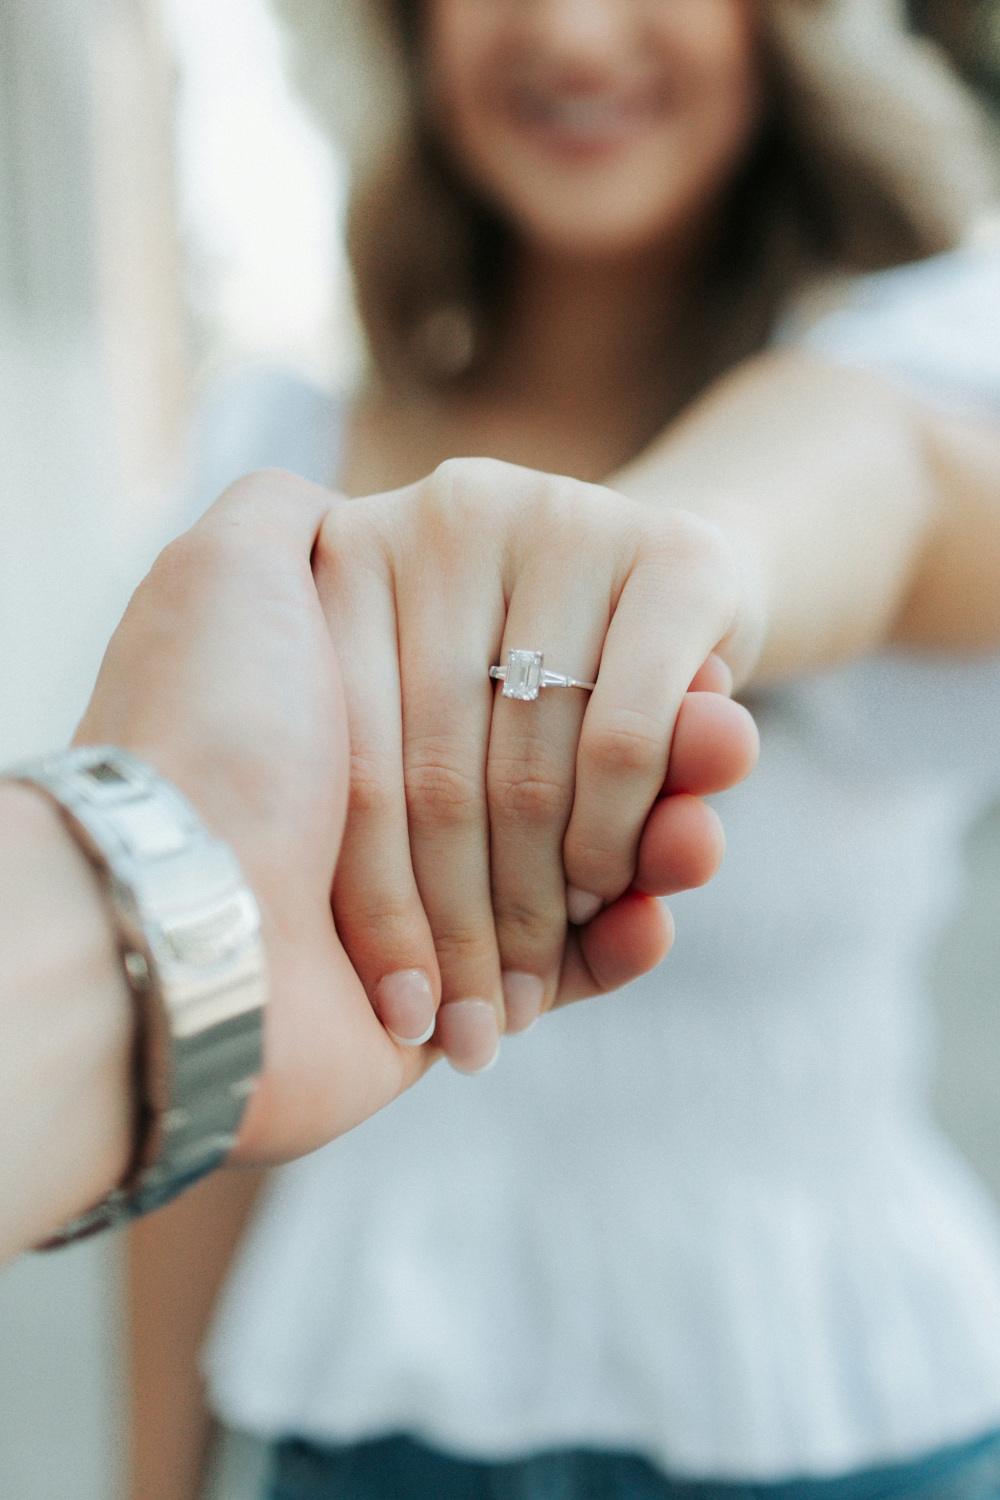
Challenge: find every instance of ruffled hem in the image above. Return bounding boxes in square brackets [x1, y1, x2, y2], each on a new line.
[206, 1128, 1000, 1478]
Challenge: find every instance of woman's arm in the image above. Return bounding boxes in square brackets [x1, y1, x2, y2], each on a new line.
[128, 1168, 264, 1500]
[317, 352, 1000, 1069]
[127, 350, 988, 1496]
[892, 404, 1000, 651]
[611, 347, 1000, 673]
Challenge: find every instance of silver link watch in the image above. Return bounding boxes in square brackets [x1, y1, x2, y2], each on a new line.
[5, 746, 267, 1245]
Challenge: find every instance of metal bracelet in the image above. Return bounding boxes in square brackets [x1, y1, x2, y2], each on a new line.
[3, 746, 267, 1245]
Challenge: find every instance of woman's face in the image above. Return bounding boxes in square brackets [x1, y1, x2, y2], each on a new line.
[423, 0, 764, 258]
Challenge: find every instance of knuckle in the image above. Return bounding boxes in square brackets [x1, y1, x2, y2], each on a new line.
[404, 749, 482, 829]
[431, 921, 494, 973]
[566, 828, 629, 876]
[346, 752, 397, 823]
[648, 507, 723, 561]
[313, 511, 382, 590]
[566, 829, 634, 885]
[153, 523, 270, 614]
[335, 887, 423, 956]
[521, 473, 603, 541]
[160, 520, 234, 579]
[213, 466, 302, 523]
[642, 512, 742, 607]
[428, 456, 500, 514]
[430, 455, 480, 492]
[580, 709, 667, 780]
[426, 456, 538, 533]
[488, 756, 572, 827]
[497, 895, 561, 953]
[151, 530, 203, 588]
[227, 464, 293, 495]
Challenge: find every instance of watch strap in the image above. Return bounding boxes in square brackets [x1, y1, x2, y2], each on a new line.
[4, 746, 267, 1245]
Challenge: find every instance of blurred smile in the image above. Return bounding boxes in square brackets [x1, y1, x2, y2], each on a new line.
[499, 81, 670, 161]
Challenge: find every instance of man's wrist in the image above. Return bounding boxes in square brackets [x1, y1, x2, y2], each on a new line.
[6, 748, 267, 1247]
[0, 782, 131, 1257]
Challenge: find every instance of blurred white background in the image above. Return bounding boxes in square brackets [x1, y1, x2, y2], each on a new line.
[0, 4, 998, 1498]
[0, 2, 349, 1496]
[160, 0, 359, 389]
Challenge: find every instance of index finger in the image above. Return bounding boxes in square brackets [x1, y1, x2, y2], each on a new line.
[564, 546, 733, 909]
[555, 892, 674, 1006]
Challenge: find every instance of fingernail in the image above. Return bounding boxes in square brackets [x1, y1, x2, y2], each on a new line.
[565, 887, 602, 925]
[435, 1000, 501, 1074]
[374, 969, 436, 1046]
[502, 972, 545, 1034]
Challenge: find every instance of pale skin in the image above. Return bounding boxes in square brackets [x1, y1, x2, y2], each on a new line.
[129, 0, 1000, 1493]
[321, 0, 769, 1069]
[0, 477, 408, 1264]
[0, 473, 746, 1265]
[315, 0, 975, 1073]
[125, 370, 1000, 1500]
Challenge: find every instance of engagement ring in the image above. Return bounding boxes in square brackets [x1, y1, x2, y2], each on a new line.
[489, 650, 596, 702]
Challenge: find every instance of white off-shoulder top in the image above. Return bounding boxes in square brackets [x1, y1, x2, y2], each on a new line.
[203, 247, 1000, 1479]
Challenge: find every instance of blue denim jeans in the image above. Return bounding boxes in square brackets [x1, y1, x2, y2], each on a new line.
[268, 1429, 1000, 1500]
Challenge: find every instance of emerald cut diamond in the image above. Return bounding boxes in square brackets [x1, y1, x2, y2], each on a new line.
[502, 650, 544, 700]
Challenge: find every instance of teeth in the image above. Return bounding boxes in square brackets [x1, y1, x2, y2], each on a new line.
[553, 98, 624, 130]
[528, 93, 643, 139]
[510, 81, 653, 141]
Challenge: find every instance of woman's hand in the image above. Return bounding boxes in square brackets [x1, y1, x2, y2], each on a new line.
[73, 466, 702, 1159]
[315, 458, 760, 1073]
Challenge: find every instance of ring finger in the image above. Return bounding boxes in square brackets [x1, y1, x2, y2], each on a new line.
[486, 562, 609, 1032]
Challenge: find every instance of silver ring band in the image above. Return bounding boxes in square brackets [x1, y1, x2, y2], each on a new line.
[490, 650, 596, 702]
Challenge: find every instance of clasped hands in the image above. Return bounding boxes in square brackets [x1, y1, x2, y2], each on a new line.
[77, 459, 758, 1163]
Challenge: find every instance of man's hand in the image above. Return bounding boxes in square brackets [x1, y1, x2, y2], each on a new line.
[75, 471, 433, 1162]
[74, 468, 754, 1161]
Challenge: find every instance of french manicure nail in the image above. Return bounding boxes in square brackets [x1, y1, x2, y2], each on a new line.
[565, 887, 602, 925]
[435, 999, 501, 1074]
[374, 969, 436, 1046]
[502, 972, 545, 1034]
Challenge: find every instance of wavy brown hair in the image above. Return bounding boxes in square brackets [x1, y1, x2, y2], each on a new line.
[273, 0, 998, 394]
[909, 0, 1000, 105]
